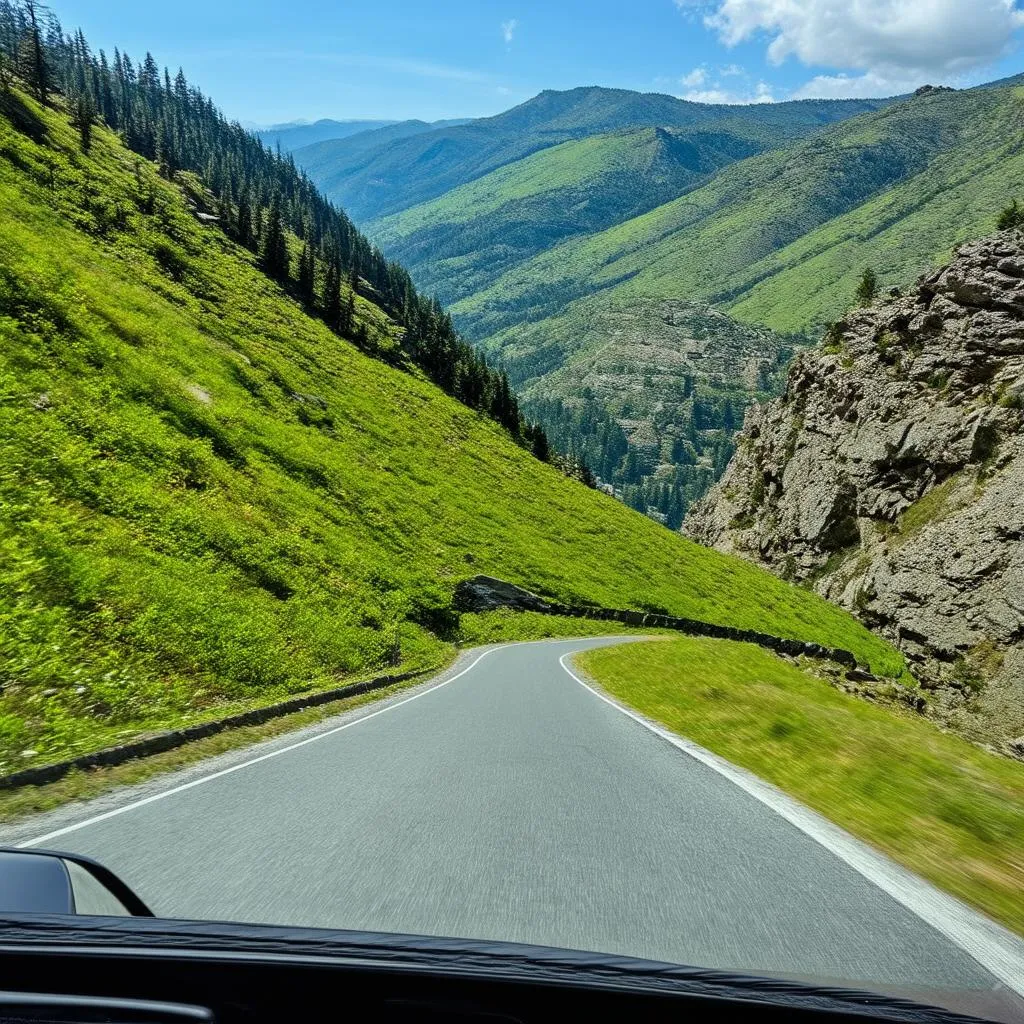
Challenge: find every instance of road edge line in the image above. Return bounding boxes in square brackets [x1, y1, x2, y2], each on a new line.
[559, 651, 1024, 997]
[17, 645, 508, 849]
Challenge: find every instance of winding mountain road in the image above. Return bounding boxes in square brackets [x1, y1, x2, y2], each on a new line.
[5, 637, 1024, 1020]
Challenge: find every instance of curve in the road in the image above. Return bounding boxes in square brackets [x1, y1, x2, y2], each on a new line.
[6, 637, 1024, 1019]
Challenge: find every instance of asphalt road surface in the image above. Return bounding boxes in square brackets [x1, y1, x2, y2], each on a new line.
[7, 637, 1024, 1019]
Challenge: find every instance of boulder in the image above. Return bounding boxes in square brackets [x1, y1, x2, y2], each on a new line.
[452, 575, 554, 614]
[845, 668, 879, 684]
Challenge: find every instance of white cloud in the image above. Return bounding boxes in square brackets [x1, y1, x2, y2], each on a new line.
[792, 70, 922, 99]
[698, 0, 1024, 96]
[682, 79, 775, 104]
[680, 65, 708, 88]
[676, 60, 775, 103]
[502, 18, 518, 44]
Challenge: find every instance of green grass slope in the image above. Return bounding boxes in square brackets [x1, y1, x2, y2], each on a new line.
[459, 84, 1024, 346]
[299, 86, 891, 223]
[725, 106, 1024, 331]
[369, 126, 760, 308]
[0, 91, 902, 771]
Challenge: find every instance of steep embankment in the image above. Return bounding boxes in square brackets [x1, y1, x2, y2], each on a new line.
[685, 231, 1024, 752]
[0, 91, 901, 770]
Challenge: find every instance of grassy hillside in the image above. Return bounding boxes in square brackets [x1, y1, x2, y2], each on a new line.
[300, 86, 891, 223]
[369, 126, 760, 308]
[0, 90, 903, 772]
[725, 109, 1024, 330]
[457, 85, 1024, 344]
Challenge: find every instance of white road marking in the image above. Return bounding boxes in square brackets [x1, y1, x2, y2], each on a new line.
[559, 651, 1024, 997]
[15, 635, 636, 851]
[17, 646, 506, 849]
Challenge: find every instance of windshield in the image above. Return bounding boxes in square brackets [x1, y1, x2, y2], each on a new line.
[0, 1, 1022, 1022]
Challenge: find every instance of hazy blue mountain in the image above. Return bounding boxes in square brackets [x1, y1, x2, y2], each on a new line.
[256, 118, 399, 152]
[294, 117, 472, 175]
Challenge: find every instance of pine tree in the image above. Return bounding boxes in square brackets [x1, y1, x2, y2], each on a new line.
[20, 0, 49, 103]
[140, 50, 159, 93]
[341, 288, 356, 336]
[173, 67, 188, 109]
[855, 266, 878, 306]
[298, 242, 315, 304]
[322, 260, 342, 328]
[96, 49, 113, 118]
[71, 90, 94, 151]
[489, 371, 520, 437]
[235, 196, 252, 248]
[530, 423, 550, 462]
[260, 197, 289, 280]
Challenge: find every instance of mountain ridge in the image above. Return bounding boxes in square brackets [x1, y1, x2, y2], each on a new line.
[256, 118, 398, 151]
[368, 124, 762, 308]
[297, 85, 893, 223]
[385, 81, 1024, 520]
[454, 84, 1021, 342]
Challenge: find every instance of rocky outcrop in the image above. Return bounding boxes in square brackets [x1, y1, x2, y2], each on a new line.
[516, 299, 791, 523]
[684, 230, 1024, 752]
[452, 576, 554, 613]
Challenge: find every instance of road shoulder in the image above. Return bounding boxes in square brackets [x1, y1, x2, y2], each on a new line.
[565, 639, 1024, 997]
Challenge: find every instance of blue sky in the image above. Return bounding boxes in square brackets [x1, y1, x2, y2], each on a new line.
[52, 0, 1024, 125]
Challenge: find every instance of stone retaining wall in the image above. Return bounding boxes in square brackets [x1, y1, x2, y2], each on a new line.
[453, 575, 858, 668]
[0, 668, 423, 791]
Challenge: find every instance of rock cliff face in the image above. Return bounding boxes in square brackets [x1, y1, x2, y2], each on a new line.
[684, 230, 1024, 753]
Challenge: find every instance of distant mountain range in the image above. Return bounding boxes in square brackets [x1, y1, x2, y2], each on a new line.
[292, 87, 890, 223]
[292, 80, 1024, 523]
[256, 118, 398, 151]
[257, 117, 471, 154]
